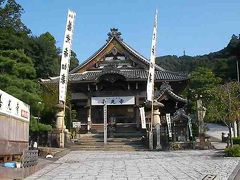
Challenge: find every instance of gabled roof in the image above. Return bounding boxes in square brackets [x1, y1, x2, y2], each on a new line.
[70, 28, 165, 74]
[156, 82, 187, 103]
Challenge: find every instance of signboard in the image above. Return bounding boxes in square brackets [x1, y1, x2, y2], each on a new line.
[59, 10, 76, 102]
[72, 122, 81, 128]
[166, 113, 172, 138]
[139, 107, 146, 129]
[91, 96, 135, 106]
[0, 89, 30, 121]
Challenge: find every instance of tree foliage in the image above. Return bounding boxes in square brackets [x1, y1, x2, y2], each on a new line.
[207, 82, 240, 124]
[0, 0, 79, 133]
[27, 32, 60, 78]
[0, 0, 30, 33]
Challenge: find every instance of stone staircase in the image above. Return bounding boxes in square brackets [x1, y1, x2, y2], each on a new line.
[70, 133, 148, 151]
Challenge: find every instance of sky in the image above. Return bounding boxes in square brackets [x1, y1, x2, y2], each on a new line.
[17, 0, 240, 63]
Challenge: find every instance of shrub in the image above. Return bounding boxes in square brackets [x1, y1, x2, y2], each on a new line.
[232, 137, 240, 144]
[225, 145, 240, 157]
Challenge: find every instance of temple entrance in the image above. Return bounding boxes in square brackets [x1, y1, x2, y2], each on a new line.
[90, 96, 137, 134]
[91, 105, 135, 124]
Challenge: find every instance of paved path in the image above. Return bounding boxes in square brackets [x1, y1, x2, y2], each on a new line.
[206, 123, 229, 141]
[206, 123, 229, 150]
[26, 150, 239, 180]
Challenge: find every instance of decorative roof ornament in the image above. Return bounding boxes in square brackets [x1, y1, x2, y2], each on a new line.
[107, 28, 123, 42]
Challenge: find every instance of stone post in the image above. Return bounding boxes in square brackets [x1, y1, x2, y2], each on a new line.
[55, 103, 65, 148]
[153, 108, 162, 150]
[145, 100, 164, 150]
[149, 131, 153, 150]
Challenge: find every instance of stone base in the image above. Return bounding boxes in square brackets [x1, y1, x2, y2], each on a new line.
[49, 129, 66, 148]
[149, 131, 153, 150]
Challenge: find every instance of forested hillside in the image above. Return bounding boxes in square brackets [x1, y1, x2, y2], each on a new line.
[156, 34, 240, 81]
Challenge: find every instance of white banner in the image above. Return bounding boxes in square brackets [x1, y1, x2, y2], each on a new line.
[91, 96, 135, 106]
[139, 107, 146, 129]
[147, 10, 158, 102]
[166, 113, 172, 138]
[0, 89, 30, 121]
[59, 10, 76, 102]
[188, 119, 193, 137]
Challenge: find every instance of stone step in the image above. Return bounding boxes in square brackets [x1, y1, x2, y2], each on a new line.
[76, 137, 142, 142]
[70, 144, 146, 148]
[70, 136, 147, 151]
[70, 145, 148, 151]
[79, 132, 144, 139]
[70, 148, 148, 151]
[75, 141, 143, 146]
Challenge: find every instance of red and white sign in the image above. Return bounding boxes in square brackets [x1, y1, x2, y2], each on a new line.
[0, 89, 30, 121]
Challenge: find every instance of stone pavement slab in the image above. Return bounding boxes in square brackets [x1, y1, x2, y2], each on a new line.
[25, 150, 239, 180]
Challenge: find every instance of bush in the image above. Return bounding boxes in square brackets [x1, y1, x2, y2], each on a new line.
[225, 145, 240, 157]
[232, 137, 240, 144]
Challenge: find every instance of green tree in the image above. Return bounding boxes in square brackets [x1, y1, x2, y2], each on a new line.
[0, 28, 29, 50]
[0, 0, 30, 33]
[207, 82, 240, 147]
[0, 49, 42, 114]
[184, 67, 222, 119]
[27, 32, 60, 78]
[190, 67, 222, 96]
[70, 50, 79, 71]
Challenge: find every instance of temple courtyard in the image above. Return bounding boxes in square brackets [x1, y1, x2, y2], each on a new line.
[26, 150, 239, 180]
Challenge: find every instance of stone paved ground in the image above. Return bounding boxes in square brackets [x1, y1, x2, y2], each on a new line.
[26, 150, 239, 180]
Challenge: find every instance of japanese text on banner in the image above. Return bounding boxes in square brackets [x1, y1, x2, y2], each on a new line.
[59, 10, 76, 102]
[147, 10, 158, 102]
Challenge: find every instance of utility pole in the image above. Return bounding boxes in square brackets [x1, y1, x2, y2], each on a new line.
[236, 60, 240, 137]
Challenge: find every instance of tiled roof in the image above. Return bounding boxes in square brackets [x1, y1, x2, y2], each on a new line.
[156, 83, 188, 103]
[156, 89, 188, 103]
[172, 108, 191, 122]
[40, 69, 188, 84]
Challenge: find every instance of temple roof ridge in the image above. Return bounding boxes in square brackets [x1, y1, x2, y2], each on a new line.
[70, 28, 170, 74]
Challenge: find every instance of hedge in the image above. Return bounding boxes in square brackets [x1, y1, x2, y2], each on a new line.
[225, 145, 240, 157]
[232, 137, 240, 144]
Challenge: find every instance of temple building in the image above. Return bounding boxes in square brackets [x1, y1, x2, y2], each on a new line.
[41, 28, 192, 147]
